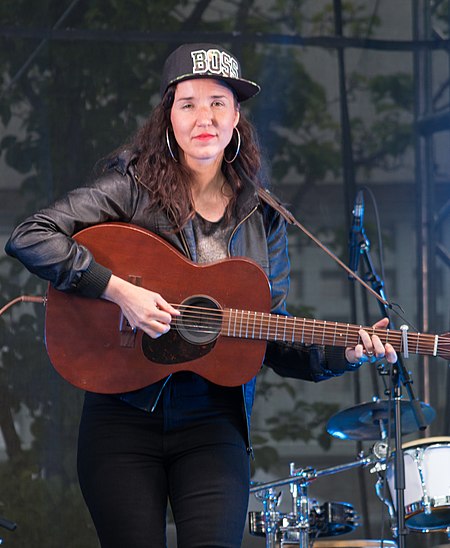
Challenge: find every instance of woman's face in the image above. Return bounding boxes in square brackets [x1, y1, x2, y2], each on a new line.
[170, 78, 240, 168]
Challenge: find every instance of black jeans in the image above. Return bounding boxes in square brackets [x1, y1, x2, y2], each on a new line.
[77, 373, 250, 548]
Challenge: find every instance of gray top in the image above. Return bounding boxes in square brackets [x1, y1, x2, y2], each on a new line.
[192, 212, 235, 263]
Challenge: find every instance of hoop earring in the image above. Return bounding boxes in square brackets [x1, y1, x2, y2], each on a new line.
[224, 127, 241, 164]
[166, 127, 178, 163]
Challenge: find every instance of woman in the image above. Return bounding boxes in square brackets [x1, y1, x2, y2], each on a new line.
[5, 43, 397, 548]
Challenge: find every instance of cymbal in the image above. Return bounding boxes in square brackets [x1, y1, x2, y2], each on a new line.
[327, 399, 436, 441]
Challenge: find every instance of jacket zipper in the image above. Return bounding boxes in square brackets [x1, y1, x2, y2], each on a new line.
[150, 375, 172, 412]
[152, 208, 259, 454]
[149, 228, 191, 413]
[179, 229, 192, 260]
[227, 205, 258, 256]
[229, 205, 259, 457]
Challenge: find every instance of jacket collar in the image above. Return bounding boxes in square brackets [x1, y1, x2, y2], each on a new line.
[112, 149, 262, 220]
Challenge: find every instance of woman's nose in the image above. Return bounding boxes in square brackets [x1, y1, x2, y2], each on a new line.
[196, 106, 213, 125]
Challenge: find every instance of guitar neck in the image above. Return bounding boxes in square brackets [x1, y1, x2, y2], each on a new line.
[222, 309, 441, 358]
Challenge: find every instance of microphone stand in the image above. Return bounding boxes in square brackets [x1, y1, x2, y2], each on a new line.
[354, 231, 429, 548]
[256, 187, 433, 546]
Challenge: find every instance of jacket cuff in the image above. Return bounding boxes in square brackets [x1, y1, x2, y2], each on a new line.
[74, 262, 112, 298]
[324, 346, 364, 374]
[264, 341, 358, 382]
[264, 341, 321, 381]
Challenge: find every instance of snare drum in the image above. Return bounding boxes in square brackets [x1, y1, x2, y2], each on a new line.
[386, 436, 450, 531]
[248, 510, 282, 537]
[248, 511, 303, 540]
[249, 501, 358, 542]
[309, 501, 359, 537]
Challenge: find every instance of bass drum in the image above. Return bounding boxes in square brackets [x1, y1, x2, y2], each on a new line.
[386, 436, 450, 531]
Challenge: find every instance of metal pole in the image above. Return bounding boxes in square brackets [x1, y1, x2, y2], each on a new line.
[412, 0, 433, 407]
[333, 0, 371, 537]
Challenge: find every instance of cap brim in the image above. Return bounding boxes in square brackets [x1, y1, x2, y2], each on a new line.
[166, 73, 261, 102]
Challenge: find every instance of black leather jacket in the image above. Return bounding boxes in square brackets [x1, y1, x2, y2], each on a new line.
[5, 153, 349, 453]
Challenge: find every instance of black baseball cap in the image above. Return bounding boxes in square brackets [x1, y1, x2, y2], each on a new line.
[160, 43, 261, 102]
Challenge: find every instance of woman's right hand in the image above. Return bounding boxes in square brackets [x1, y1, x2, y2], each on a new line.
[101, 274, 180, 339]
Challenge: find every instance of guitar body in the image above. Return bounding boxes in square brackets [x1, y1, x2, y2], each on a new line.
[45, 223, 271, 393]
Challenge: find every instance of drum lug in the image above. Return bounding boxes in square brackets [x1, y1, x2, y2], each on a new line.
[423, 495, 432, 515]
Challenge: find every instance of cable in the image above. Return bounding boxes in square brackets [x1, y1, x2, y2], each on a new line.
[361, 185, 387, 289]
[0, 295, 46, 317]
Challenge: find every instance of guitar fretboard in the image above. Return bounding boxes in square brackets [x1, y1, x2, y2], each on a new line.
[222, 309, 441, 358]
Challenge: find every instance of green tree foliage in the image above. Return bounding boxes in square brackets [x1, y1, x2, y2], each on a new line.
[349, 72, 414, 174]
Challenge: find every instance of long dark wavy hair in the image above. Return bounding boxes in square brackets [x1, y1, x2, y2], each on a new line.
[127, 85, 264, 229]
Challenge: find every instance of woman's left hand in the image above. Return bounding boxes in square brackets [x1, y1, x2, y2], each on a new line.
[345, 317, 398, 365]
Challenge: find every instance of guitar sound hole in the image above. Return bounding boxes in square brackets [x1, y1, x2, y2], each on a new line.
[177, 295, 222, 345]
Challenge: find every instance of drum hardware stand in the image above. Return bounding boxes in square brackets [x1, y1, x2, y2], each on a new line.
[253, 488, 283, 548]
[285, 463, 313, 548]
[386, 337, 434, 546]
[390, 361, 407, 547]
[251, 467, 316, 548]
[250, 455, 377, 547]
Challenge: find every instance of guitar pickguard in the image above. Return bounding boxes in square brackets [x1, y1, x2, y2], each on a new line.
[141, 329, 217, 365]
[141, 294, 221, 364]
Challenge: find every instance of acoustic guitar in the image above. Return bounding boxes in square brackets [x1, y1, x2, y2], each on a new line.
[44, 223, 450, 393]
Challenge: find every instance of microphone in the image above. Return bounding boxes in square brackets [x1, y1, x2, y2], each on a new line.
[348, 190, 364, 275]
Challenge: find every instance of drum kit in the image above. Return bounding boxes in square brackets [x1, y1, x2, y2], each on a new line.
[249, 397, 450, 547]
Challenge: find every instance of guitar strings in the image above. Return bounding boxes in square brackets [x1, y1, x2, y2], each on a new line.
[165, 303, 446, 355]
[171, 317, 446, 355]
[170, 303, 397, 339]
[171, 314, 446, 354]
[170, 304, 433, 344]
